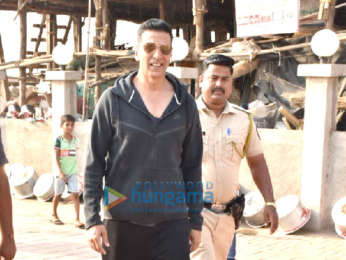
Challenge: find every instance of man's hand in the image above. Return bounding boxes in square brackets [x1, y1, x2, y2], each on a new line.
[189, 229, 201, 252]
[87, 224, 110, 255]
[0, 235, 16, 260]
[263, 205, 279, 234]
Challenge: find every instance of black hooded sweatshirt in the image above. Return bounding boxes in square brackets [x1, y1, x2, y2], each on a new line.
[84, 71, 203, 230]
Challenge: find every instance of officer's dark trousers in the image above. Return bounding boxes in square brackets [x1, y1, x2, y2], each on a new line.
[102, 218, 190, 260]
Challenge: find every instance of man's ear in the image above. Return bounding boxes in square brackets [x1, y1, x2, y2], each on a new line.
[199, 74, 204, 84]
[134, 45, 140, 61]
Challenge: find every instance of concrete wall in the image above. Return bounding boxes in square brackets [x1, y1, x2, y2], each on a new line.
[1, 119, 91, 176]
[239, 129, 303, 200]
[1, 120, 345, 210]
[328, 131, 346, 217]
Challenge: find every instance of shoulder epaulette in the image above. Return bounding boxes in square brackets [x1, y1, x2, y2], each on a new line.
[230, 104, 251, 114]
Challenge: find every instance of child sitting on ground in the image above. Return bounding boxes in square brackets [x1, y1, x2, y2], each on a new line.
[51, 114, 84, 229]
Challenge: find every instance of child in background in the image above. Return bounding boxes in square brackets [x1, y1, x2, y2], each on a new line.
[51, 114, 84, 228]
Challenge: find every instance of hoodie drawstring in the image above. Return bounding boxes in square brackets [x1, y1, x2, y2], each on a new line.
[128, 89, 135, 103]
[174, 93, 181, 105]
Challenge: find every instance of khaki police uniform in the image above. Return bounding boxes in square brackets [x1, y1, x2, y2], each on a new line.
[190, 97, 263, 260]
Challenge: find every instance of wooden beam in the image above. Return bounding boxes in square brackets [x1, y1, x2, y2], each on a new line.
[19, 0, 27, 106]
[72, 16, 82, 52]
[0, 35, 10, 101]
[233, 59, 260, 79]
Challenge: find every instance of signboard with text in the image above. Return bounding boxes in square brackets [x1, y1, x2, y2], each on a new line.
[235, 0, 300, 37]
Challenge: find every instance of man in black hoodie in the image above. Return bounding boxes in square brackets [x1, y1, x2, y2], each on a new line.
[84, 18, 203, 259]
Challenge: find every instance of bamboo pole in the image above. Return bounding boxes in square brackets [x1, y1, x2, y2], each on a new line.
[19, 0, 27, 106]
[0, 35, 10, 101]
[93, 0, 102, 106]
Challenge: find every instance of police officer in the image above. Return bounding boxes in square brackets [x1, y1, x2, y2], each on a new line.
[190, 54, 278, 260]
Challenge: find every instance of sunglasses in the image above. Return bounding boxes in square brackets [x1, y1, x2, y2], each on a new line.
[143, 42, 172, 55]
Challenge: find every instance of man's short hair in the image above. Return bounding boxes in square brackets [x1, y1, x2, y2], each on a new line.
[60, 114, 75, 126]
[202, 54, 235, 74]
[137, 18, 173, 42]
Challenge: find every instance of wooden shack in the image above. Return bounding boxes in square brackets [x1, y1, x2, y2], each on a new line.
[0, 0, 345, 112]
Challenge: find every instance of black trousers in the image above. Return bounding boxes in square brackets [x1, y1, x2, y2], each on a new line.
[102, 218, 190, 260]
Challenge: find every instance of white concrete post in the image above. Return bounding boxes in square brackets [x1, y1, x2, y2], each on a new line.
[45, 71, 82, 173]
[0, 71, 5, 80]
[297, 64, 346, 230]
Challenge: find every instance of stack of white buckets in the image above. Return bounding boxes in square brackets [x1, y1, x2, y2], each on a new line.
[6, 163, 55, 201]
[243, 191, 346, 239]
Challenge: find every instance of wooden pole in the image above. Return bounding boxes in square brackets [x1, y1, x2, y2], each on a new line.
[158, 0, 165, 20]
[0, 35, 10, 101]
[326, 0, 336, 29]
[82, 0, 92, 120]
[72, 16, 82, 52]
[46, 14, 57, 70]
[109, 15, 116, 50]
[93, 0, 102, 106]
[19, 0, 27, 106]
[102, 0, 111, 50]
[193, 0, 207, 58]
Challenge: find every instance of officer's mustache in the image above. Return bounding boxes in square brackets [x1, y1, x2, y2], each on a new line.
[212, 87, 225, 94]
